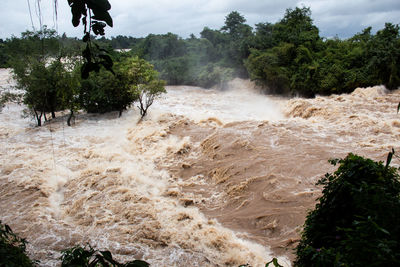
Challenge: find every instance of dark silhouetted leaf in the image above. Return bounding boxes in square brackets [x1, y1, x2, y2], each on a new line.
[386, 148, 395, 169]
[100, 250, 114, 262]
[92, 21, 106, 36]
[69, 0, 86, 27]
[124, 260, 150, 267]
[92, 11, 113, 27]
[86, 0, 111, 11]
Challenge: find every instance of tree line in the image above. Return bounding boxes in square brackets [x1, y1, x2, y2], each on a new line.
[85, 7, 400, 96]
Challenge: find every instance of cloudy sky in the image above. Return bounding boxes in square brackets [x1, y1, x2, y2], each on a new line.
[1, 0, 399, 40]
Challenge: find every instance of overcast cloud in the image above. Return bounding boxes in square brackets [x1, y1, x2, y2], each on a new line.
[0, 0, 399, 40]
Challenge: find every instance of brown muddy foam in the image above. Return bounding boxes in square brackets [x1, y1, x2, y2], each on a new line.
[0, 70, 399, 266]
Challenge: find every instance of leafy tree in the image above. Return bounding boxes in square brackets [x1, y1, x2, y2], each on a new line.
[273, 7, 320, 47]
[366, 23, 400, 89]
[220, 11, 253, 77]
[5, 27, 59, 64]
[14, 57, 80, 126]
[7, 29, 68, 126]
[80, 56, 165, 118]
[157, 56, 191, 85]
[196, 63, 234, 89]
[245, 44, 294, 94]
[244, 7, 322, 96]
[296, 154, 400, 266]
[251, 22, 276, 50]
[200, 27, 228, 49]
[56, 59, 82, 126]
[79, 65, 134, 116]
[125, 57, 166, 118]
[221, 11, 252, 40]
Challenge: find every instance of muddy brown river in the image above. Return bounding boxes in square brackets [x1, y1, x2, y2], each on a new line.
[0, 69, 399, 266]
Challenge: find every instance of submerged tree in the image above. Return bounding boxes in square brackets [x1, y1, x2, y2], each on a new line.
[8, 28, 71, 126]
[123, 57, 166, 118]
[80, 56, 165, 118]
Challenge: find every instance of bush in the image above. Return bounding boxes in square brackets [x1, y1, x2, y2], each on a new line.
[295, 153, 400, 266]
[0, 221, 34, 266]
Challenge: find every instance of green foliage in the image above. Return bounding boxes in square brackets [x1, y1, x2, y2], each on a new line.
[61, 245, 148, 267]
[0, 221, 149, 267]
[0, 221, 35, 266]
[11, 54, 80, 126]
[274, 7, 320, 47]
[0, 41, 9, 68]
[79, 64, 134, 115]
[245, 7, 400, 96]
[221, 11, 252, 40]
[196, 64, 234, 89]
[366, 23, 400, 90]
[127, 11, 252, 88]
[5, 27, 59, 66]
[8, 28, 79, 126]
[80, 56, 165, 118]
[296, 154, 400, 266]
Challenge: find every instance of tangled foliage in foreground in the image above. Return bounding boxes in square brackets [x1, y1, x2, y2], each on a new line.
[0, 221, 34, 266]
[296, 153, 400, 266]
[61, 245, 149, 267]
[0, 221, 149, 267]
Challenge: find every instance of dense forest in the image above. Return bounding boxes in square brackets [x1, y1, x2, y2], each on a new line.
[1, 7, 399, 98]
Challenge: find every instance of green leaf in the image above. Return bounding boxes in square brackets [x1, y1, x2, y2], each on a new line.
[265, 258, 283, 267]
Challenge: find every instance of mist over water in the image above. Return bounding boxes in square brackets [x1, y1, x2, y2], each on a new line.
[155, 79, 285, 123]
[1, 69, 399, 266]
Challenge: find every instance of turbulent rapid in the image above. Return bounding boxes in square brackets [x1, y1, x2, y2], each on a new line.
[0, 68, 399, 266]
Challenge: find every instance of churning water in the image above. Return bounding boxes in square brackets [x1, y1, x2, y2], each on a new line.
[0, 69, 399, 266]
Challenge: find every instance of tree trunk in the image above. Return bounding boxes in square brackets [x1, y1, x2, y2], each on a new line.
[34, 109, 42, 127]
[67, 109, 74, 126]
[44, 112, 47, 122]
[51, 110, 56, 119]
[141, 108, 147, 119]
